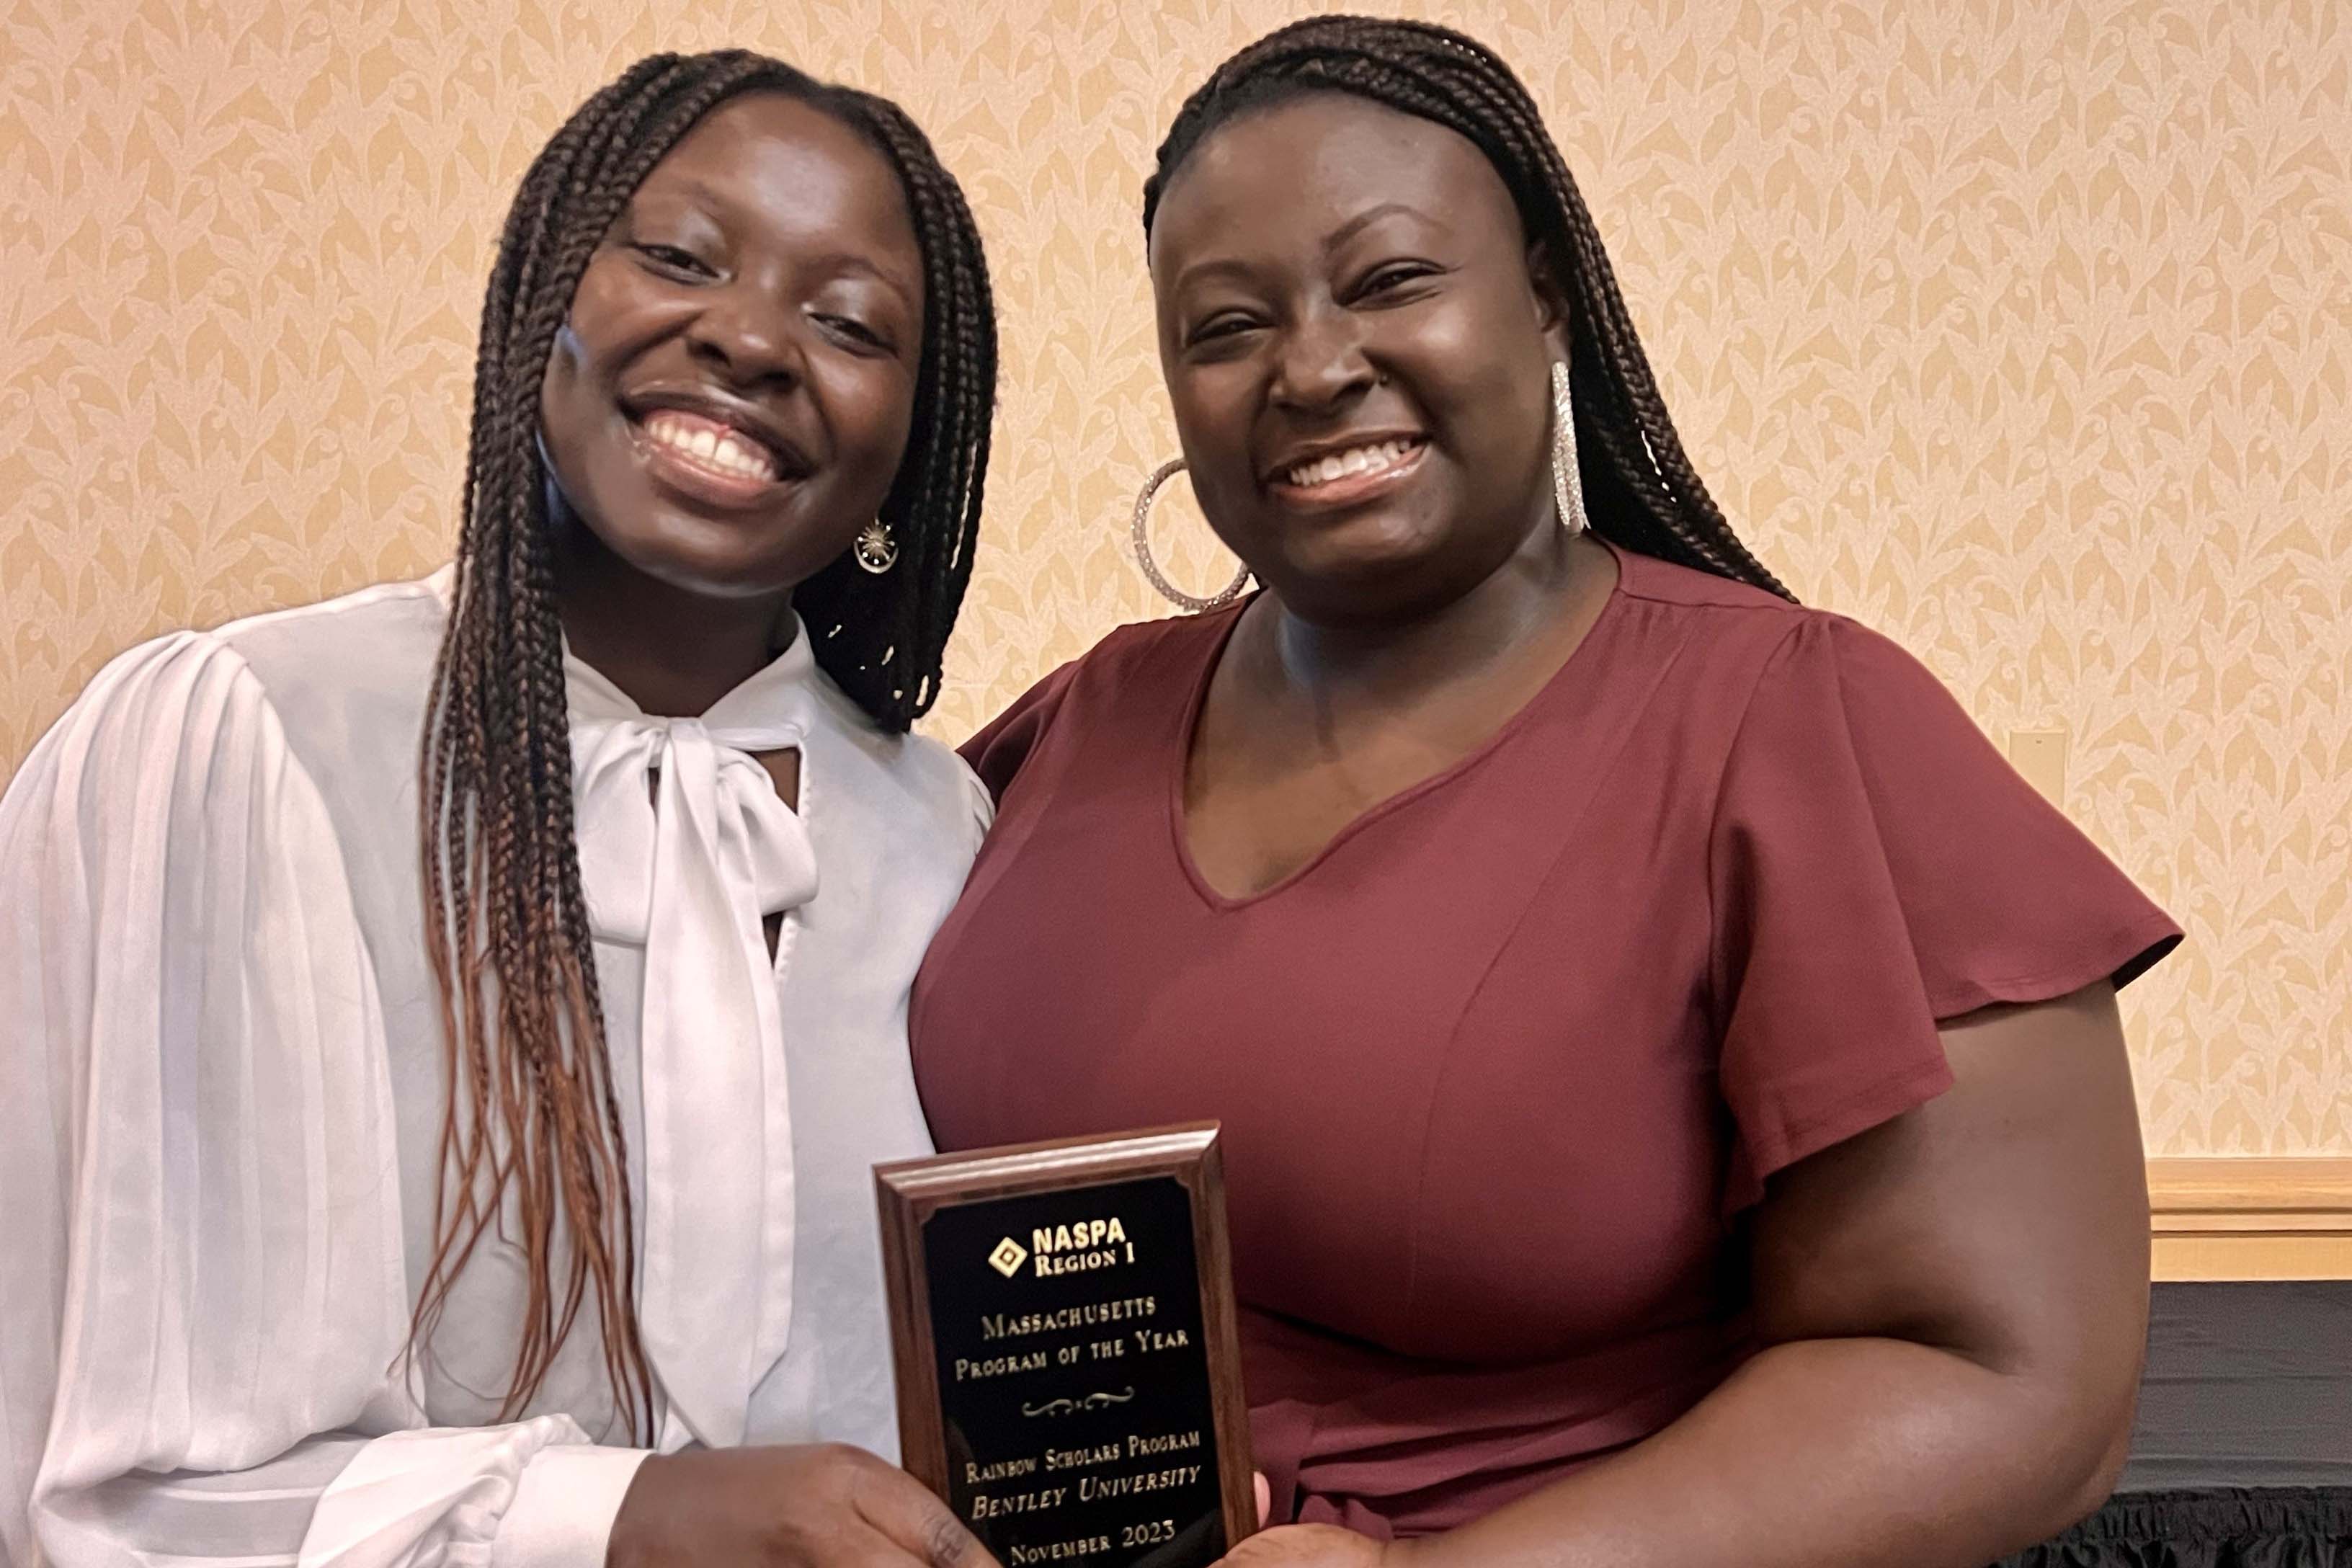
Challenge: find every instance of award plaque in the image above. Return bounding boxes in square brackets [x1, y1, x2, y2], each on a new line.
[875, 1123, 1256, 1568]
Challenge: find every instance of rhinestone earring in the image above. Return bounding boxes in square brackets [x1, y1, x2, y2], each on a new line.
[1550, 360, 1589, 538]
[852, 518, 898, 574]
[1131, 458, 1250, 612]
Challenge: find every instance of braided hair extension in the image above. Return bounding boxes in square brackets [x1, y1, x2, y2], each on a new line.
[413, 50, 995, 1438]
[1142, 15, 1789, 598]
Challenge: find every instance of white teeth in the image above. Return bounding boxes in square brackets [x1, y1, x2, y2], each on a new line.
[642, 411, 779, 481]
[1286, 439, 1418, 489]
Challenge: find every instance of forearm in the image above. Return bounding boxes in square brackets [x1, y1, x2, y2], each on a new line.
[1408, 1335, 2121, 1568]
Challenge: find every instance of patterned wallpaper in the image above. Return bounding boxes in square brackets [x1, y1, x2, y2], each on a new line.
[2, 0, 2346, 1154]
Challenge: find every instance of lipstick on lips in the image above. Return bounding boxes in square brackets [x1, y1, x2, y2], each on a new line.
[1268, 435, 1428, 510]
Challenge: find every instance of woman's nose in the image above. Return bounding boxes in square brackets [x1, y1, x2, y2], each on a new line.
[1268, 311, 1377, 412]
[686, 281, 805, 388]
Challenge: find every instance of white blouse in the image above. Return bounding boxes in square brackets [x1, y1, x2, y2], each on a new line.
[0, 573, 990, 1568]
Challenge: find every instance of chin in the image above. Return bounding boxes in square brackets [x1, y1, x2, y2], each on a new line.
[1278, 517, 1444, 587]
[551, 450, 869, 603]
[616, 505, 844, 601]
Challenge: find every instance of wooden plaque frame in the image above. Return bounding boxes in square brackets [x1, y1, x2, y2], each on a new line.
[875, 1123, 1257, 1559]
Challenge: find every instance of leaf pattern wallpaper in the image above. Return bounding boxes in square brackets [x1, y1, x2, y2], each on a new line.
[3, 0, 2346, 1153]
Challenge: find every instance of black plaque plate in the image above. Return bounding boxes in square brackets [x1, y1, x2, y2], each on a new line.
[876, 1125, 1255, 1568]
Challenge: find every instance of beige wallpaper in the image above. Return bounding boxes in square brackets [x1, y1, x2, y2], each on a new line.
[3, 0, 2346, 1155]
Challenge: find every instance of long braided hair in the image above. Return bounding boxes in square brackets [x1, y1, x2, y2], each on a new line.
[414, 50, 995, 1438]
[1143, 15, 1788, 598]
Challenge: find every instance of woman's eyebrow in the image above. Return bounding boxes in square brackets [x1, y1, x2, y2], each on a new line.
[646, 178, 920, 307]
[1166, 202, 1449, 295]
[1168, 254, 1262, 294]
[1322, 200, 1446, 254]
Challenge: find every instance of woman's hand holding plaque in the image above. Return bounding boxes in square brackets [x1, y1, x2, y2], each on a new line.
[876, 1126, 1258, 1568]
[607, 1442, 1002, 1568]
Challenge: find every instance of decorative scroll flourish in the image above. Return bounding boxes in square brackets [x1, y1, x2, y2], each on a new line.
[1021, 1387, 1137, 1417]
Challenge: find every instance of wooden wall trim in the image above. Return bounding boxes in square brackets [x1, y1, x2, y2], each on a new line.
[2146, 1157, 2352, 1280]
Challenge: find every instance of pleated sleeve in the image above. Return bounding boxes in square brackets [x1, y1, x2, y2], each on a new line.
[0, 633, 639, 1567]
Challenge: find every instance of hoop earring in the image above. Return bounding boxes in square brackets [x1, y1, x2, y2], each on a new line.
[1550, 360, 1590, 538]
[1131, 458, 1250, 612]
[853, 518, 898, 574]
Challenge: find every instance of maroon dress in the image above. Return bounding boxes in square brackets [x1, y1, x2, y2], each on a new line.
[911, 541, 2178, 1537]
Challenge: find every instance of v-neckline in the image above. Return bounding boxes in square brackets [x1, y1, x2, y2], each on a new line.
[1165, 538, 1629, 912]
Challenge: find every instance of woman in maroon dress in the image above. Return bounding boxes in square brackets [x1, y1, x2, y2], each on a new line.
[914, 18, 2179, 1568]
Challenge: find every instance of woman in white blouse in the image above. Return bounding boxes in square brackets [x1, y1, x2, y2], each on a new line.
[1, 52, 1002, 1568]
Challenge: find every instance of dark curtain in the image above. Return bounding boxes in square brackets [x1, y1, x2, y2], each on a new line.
[2001, 1488, 2352, 1568]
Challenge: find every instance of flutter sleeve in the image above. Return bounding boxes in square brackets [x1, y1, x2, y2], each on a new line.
[1706, 615, 2180, 1210]
[958, 657, 1081, 805]
[0, 633, 641, 1568]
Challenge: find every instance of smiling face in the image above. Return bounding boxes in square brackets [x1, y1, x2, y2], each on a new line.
[1148, 92, 1570, 625]
[538, 92, 925, 600]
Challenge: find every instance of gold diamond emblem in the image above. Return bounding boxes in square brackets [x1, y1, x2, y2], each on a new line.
[988, 1237, 1028, 1278]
